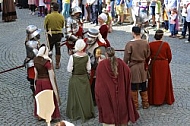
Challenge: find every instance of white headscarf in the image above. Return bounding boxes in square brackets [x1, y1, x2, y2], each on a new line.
[98, 13, 108, 22]
[74, 39, 86, 51]
[37, 45, 52, 63]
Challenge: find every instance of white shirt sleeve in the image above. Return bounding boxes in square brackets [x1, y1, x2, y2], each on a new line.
[87, 56, 91, 73]
[67, 55, 74, 73]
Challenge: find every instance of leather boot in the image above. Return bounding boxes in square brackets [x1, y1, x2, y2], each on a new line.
[140, 91, 149, 109]
[131, 91, 139, 110]
[55, 55, 61, 69]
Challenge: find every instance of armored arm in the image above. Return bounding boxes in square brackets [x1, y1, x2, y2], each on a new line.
[24, 40, 40, 68]
[65, 33, 78, 42]
[65, 17, 79, 43]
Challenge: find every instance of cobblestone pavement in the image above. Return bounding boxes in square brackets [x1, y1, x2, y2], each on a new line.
[0, 7, 190, 126]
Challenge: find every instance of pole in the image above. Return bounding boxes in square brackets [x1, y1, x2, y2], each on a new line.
[45, 29, 61, 105]
[0, 64, 25, 74]
[45, 28, 52, 49]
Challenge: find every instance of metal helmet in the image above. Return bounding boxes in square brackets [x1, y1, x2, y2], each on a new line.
[24, 40, 40, 68]
[87, 28, 99, 38]
[86, 28, 99, 45]
[71, 6, 82, 16]
[26, 25, 41, 40]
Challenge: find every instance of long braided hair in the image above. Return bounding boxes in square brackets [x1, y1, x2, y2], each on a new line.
[106, 47, 118, 77]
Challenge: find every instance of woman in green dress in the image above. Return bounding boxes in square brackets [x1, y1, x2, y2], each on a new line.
[66, 39, 95, 122]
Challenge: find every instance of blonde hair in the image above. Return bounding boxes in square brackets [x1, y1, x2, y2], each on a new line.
[106, 47, 118, 77]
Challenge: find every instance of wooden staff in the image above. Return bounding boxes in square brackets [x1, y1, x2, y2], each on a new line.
[45, 29, 61, 105]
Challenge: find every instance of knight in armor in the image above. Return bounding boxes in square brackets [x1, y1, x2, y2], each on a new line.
[135, 0, 150, 42]
[85, 28, 107, 57]
[141, 28, 149, 41]
[137, 0, 150, 28]
[65, 6, 84, 54]
[84, 28, 107, 105]
[24, 25, 41, 97]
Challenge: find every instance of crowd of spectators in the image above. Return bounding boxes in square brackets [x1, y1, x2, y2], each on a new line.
[0, 0, 190, 41]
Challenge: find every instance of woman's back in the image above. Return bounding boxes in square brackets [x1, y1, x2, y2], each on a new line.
[149, 40, 172, 62]
[148, 40, 174, 105]
[72, 54, 88, 75]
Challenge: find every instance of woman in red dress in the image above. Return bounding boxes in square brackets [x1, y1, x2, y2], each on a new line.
[98, 13, 110, 47]
[33, 44, 61, 120]
[147, 30, 175, 105]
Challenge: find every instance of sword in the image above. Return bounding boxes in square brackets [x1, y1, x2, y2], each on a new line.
[0, 64, 25, 74]
[0, 50, 124, 75]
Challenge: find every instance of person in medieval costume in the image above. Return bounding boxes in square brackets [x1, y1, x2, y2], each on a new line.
[2, 0, 17, 22]
[102, 7, 113, 33]
[84, 28, 107, 105]
[135, 0, 150, 42]
[65, 6, 84, 55]
[137, 0, 150, 28]
[44, 2, 65, 69]
[24, 25, 41, 97]
[147, 30, 175, 105]
[95, 47, 139, 126]
[66, 39, 95, 122]
[34, 44, 61, 120]
[123, 26, 150, 110]
[84, 28, 108, 58]
[98, 13, 111, 47]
